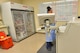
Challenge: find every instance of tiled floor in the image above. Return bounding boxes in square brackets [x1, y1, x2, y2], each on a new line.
[0, 33, 45, 53]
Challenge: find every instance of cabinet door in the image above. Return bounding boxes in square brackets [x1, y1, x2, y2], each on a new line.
[24, 12, 35, 36]
[56, 23, 80, 53]
[11, 10, 27, 40]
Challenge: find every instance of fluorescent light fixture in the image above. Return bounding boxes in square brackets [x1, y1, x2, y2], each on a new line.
[43, 2, 53, 4]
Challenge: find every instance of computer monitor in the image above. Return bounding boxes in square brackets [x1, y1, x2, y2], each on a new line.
[37, 13, 55, 26]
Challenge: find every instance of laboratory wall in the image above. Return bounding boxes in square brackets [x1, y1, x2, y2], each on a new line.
[78, 0, 80, 16]
[0, 0, 80, 31]
[0, 0, 22, 25]
[22, 0, 70, 31]
[77, 0, 80, 21]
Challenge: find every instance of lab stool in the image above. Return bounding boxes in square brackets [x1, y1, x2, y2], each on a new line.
[0, 36, 13, 49]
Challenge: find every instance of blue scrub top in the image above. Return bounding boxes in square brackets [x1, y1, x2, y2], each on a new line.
[45, 24, 56, 42]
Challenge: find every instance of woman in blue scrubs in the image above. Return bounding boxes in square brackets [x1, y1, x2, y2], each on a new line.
[44, 19, 56, 51]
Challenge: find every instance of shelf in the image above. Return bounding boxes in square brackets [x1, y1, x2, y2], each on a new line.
[37, 13, 55, 17]
[0, 25, 8, 28]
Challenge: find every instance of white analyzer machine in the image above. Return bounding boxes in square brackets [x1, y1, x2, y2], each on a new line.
[37, 13, 80, 53]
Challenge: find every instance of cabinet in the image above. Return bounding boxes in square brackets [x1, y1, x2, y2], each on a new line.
[1, 2, 35, 41]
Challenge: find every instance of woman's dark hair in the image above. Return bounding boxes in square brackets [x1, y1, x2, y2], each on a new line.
[47, 6, 51, 12]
